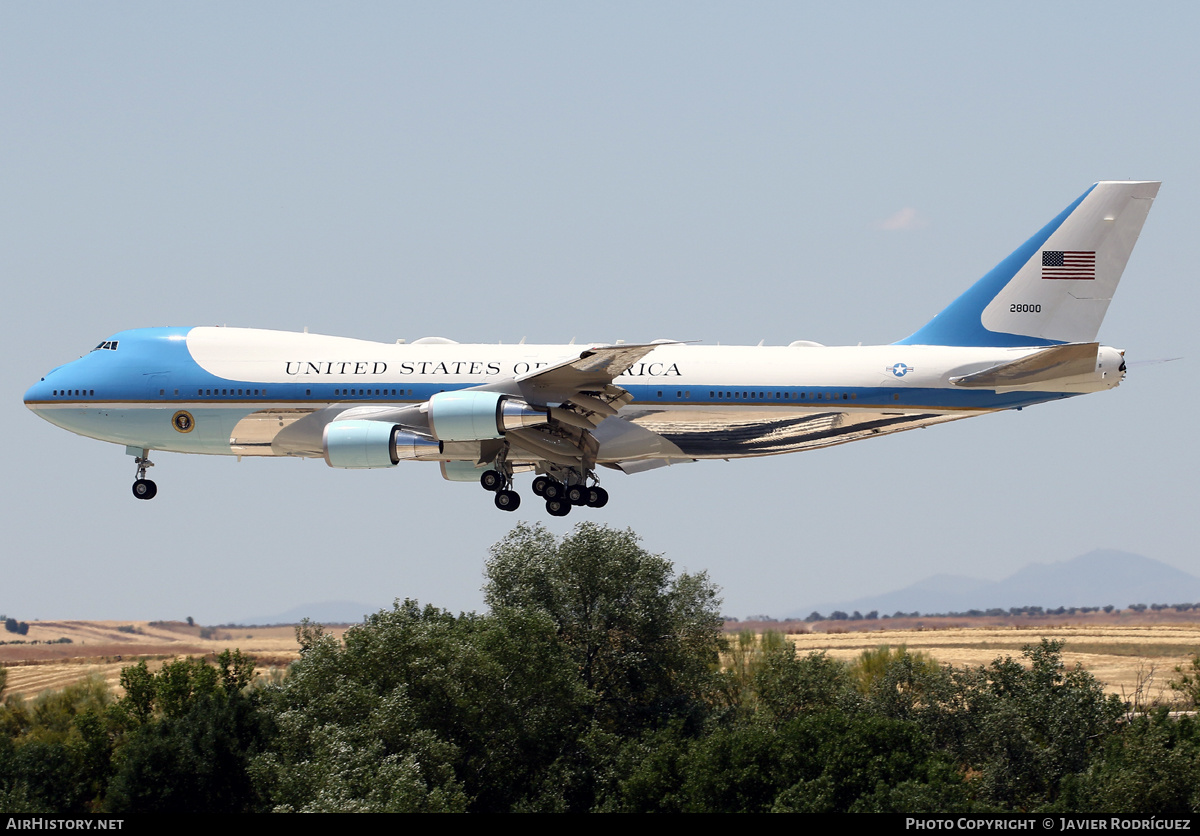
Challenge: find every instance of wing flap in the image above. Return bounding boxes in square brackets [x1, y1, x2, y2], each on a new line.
[475, 343, 669, 406]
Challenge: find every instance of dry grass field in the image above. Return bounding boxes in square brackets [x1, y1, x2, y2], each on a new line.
[2, 617, 1198, 702]
[726, 612, 1200, 701]
[782, 624, 1200, 700]
[0, 620, 347, 698]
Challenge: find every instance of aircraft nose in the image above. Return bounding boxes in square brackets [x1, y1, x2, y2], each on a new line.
[24, 378, 49, 407]
[25, 361, 70, 408]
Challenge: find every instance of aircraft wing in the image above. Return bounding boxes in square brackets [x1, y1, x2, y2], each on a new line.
[476, 343, 685, 469]
[477, 343, 664, 403]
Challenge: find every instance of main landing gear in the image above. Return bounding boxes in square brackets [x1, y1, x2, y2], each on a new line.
[131, 451, 157, 500]
[479, 466, 609, 517]
[479, 467, 522, 512]
[531, 474, 608, 517]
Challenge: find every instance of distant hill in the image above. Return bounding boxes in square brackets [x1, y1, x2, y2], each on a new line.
[233, 600, 379, 626]
[789, 549, 1200, 619]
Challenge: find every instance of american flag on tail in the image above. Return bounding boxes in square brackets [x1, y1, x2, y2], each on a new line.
[1041, 250, 1096, 280]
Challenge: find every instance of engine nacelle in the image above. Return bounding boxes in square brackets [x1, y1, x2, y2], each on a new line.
[323, 420, 441, 469]
[426, 391, 548, 441]
[439, 460, 486, 482]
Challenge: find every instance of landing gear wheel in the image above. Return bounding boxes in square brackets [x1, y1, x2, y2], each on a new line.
[585, 486, 609, 508]
[480, 470, 503, 492]
[132, 479, 157, 500]
[545, 497, 571, 517]
[532, 475, 550, 497]
[566, 484, 588, 506]
[494, 490, 521, 512]
[542, 480, 565, 501]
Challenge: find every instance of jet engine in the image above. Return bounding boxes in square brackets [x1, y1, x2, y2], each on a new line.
[426, 391, 548, 441]
[323, 420, 441, 469]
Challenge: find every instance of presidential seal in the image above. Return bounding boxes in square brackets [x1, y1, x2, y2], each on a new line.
[171, 410, 195, 433]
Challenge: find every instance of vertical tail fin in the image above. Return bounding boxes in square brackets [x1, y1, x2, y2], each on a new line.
[896, 181, 1160, 347]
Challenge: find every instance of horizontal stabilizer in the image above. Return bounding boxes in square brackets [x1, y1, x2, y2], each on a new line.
[950, 343, 1098, 388]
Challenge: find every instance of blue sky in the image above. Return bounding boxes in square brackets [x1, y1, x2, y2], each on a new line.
[3, 2, 1195, 623]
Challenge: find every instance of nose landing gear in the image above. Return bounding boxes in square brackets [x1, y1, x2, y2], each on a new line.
[131, 450, 157, 500]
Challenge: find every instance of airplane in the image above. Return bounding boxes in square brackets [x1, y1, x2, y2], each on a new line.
[24, 180, 1159, 516]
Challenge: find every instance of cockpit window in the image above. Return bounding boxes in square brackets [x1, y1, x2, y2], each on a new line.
[92, 341, 119, 351]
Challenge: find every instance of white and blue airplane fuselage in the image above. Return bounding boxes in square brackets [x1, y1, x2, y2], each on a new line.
[24, 181, 1159, 515]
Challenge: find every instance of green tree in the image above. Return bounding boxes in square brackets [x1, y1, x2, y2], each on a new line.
[1060, 710, 1200, 813]
[1169, 654, 1200, 709]
[721, 630, 789, 710]
[754, 649, 859, 721]
[111, 650, 255, 729]
[104, 690, 270, 813]
[954, 639, 1123, 810]
[608, 711, 969, 813]
[253, 605, 588, 812]
[851, 645, 939, 696]
[484, 522, 724, 733]
[102, 652, 269, 812]
[0, 677, 113, 813]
